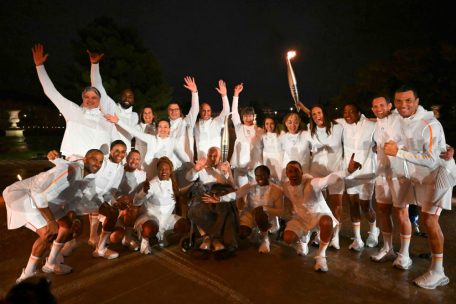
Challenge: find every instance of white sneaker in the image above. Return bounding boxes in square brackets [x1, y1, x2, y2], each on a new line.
[87, 236, 99, 248]
[16, 268, 37, 284]
[393, 253, 412, 270]
[140, 239, 152, 255]
[42, 259, 72, 275]
[61, 239, 78, 257]
[122, 236, 139, 251]
[329, 235, 340, 250]
[370, 248, 397, 263]
[258, 237, 270, 253]
[366, 227, 380, 248]
[349, 239, 364, 252]
[92, 248, 119, 259]
[314, 256, 328, 272]
[295, 241, 309, 256]
[414, 270, 450, 289]
[199, 236, 211, 251]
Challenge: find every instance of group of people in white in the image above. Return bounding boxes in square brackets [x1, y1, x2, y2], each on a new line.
[3, 44, 454, 291]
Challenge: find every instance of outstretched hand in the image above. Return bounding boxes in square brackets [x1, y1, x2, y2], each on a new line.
[184, 76, 197, 93]
[201, 193, 220, 204]
[440, 146, 454, 161]
[32, 43, 48, 66]
[296, 101, 310, 116]
[47, 150, 60, 161]
[194, 157, 207, 171]
[87, 50, 104, 64]
[105, 114, 119, 124]
[234, 83, 244, 97]
[215, 80, 227, 96]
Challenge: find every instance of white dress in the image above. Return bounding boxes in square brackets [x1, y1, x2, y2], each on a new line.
[259, 132, 283, 183]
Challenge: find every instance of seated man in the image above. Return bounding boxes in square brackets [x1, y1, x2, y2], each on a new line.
[203, 165, 284, 254]
[3, 149, 103, 282]
[282, 159, 355, 272]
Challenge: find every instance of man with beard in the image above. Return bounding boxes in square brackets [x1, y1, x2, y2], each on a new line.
[88, 51, 139, 152]
[3, 149, 103, 283]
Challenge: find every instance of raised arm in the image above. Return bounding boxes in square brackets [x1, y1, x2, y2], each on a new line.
[32, 44, 80, 119]
[214, 80, 230, 124]
[183, 76, 199, 126]
[185, 157, 207, 182]
[310, 171, 347, 192]
[88, 50, 117, 115]
[106, 114, 155, 146]
[231, 83, 244, 126]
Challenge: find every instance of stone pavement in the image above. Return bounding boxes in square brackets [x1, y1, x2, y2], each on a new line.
[0, 161, 455, 303]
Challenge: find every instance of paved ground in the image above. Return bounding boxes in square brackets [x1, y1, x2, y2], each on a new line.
[0, 161, 455, 303]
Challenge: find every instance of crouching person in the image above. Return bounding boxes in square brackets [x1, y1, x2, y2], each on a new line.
[3, 149, 103, 282]
[133, 157, 190, 254]
[282, 160, 354, 272]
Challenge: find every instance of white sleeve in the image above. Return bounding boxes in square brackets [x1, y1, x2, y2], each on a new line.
[117, 120, 155, 146]
[231, 96, 241, 126]
[220, 183, 253, 202]
[30, 164, 70, 208]
[214, 95, 230, 125]
[36, 65, 80, 119]
[184, 92, 199, 127]
[310, 171, 346, 192]
[90, 63, 117, 115]
[185, 168, 200, 182]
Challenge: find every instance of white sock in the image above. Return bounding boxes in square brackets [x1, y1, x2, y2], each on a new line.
[399, 234, 411, 256]
[382, 232, 393, 251]
[369, 220, 377, 234]
[89, 214, 100, 240]
[333, 224, 340, 239]
[317, 241, 329, 257]
[48, 241, 64, 265]
[301, 231, 311, 243]
[430, 253, 444, 273]
[98, 230, 111, 251]
[24, 255, 40, 275]
[352, 222, 361, 240]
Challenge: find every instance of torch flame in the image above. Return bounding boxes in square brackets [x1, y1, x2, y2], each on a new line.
[17, 174, 22, 181]
[287, 50, 296, 59]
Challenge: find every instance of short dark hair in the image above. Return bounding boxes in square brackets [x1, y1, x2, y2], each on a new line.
[110, 140, 126, 150]
[343, 103, 361, 113]
[395, 85, 418, 99]
[85, 148, 103, 157]
[241, 106, 255, 116]
[255, 165, 270, 177]
[127, 149, 140, 160]
[372, 94, 391, 104]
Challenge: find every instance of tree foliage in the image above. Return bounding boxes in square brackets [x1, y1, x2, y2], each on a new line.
[62, 17, 172, 113]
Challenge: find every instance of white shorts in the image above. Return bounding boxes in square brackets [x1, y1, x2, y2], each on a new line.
[375, 177, 411, 208]
[239, 209, 280, 233]
[345, 178, 375, 200]
[24, 205, 68, 233]
[285, 212, 337, 237]
[418, 187, 452, 215]
[134, 212, 180, 239]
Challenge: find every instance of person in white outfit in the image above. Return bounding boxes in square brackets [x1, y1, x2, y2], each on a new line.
[338, 104, 379, 251]
[167, 77, 200, 186]
[307, 104, 344, 249]
[3, 149, 104, 283]
[32, 44, 119, 160]
[230, 83, 263, 188]
[258, 117, 283, 184]
[135, 105, 156, 166]
[282, 161, 354, 272]
[106, 114, 188, 180]
[110, 149, 147, 251]
[369, 95, 413, 268]
[133, 157, 190, 254]
[186, 147, 235, 251]
[203, 165, 284, 253]
[194, 80, 230, 158]
[384, 85, 452, 289]
[88, 51, 139, 152]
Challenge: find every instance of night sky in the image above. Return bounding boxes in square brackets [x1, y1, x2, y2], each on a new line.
[1, 0, 455, 112]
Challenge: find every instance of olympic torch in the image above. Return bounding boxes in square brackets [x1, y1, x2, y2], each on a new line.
[286, 51, 300, 112]
[221, 113, 231, 162]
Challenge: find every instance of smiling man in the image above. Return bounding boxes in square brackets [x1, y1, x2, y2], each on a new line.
[32, 44, 119, 160]
[384, 85, 451, 289]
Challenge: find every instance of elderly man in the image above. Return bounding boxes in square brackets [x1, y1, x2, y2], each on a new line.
[3, 149, 104, 283]
[32, 44, 119, 159]
[384, 85, 452, 289]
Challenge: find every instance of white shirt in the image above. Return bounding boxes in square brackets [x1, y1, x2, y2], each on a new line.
[36, 65, 119, 158]
[91, 63, 139, 151]
[279, 131, 311, 173]
[194, 96, 230, 158]
[308, 123, 344, 176]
